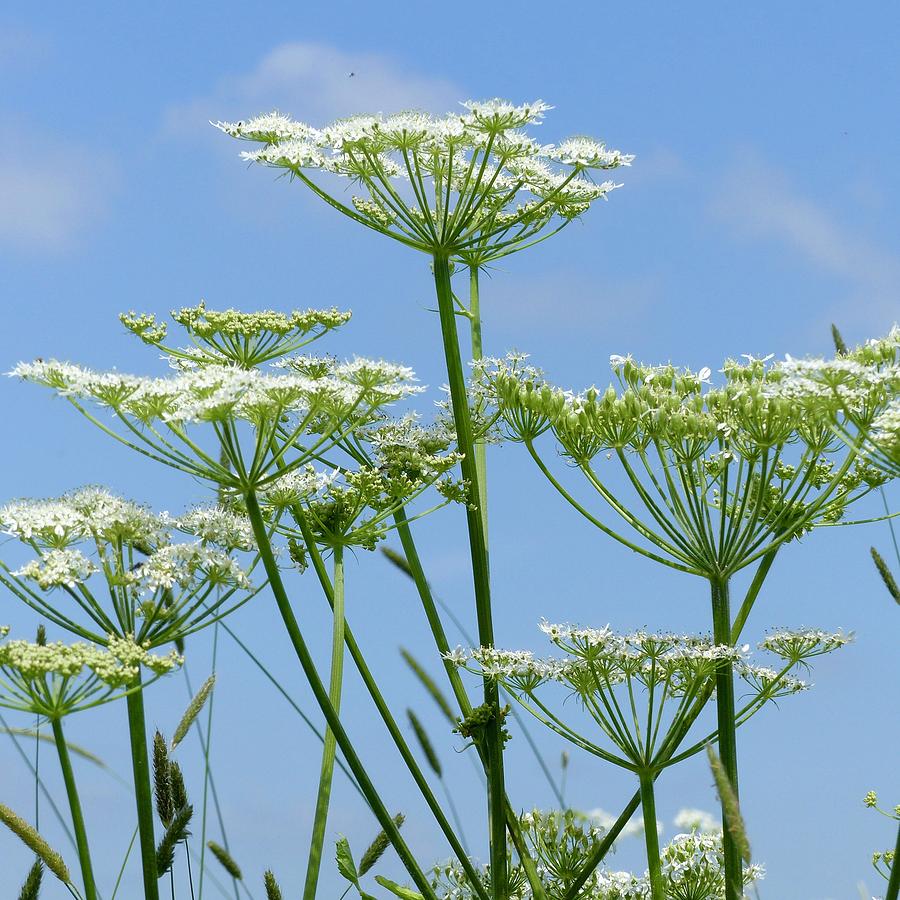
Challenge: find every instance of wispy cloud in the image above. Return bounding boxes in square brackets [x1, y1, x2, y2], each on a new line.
[164, 41, 463, 137]
[0, 132, 117, 252]
[710, 153, 900, 327]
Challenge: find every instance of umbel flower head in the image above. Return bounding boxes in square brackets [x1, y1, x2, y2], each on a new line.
[430, 826, 763, 900]
[11, 325, 424, 492]
[0, 488, 257, 649]
[215, 99, 633, 263]
[121, 300, 352, 369]
[767, 325, 900, 477]
[449, 620, 849, 774]
[475, 347, 895, 577]
[262, 414, 467, 552]
[0, 629, 181, 719]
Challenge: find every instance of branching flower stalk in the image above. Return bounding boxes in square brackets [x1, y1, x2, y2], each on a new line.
[12, 306, 487, 898]
[478, 344, 895, 896]
[0, 628, 182, 900]
[451, 623, 846, 898]
[217, 98, 633, 900]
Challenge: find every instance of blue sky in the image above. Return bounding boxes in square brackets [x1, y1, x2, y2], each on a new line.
[1, 3, 899, 897]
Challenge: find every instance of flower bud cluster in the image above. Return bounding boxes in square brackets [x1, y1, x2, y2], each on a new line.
[0, 631, 182, 717]
[122, 301, 351, 368]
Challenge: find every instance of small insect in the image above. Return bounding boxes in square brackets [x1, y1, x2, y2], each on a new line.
[347, 71, 356, 78]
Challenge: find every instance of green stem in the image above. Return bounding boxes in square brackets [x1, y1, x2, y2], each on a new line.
[52, 718, 98, 900]
[469, 264, 489, 545]
[302, 546, 346, 900]
[243, 491, 439, 900]
[638, 772, 663, 900]
[710, 576, 742, 900]
[125, 677, 160, 900]
[885, 818, 900, 900]
[432, 252, 507, 900]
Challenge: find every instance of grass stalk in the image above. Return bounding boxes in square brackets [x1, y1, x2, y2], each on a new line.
[302, 546, 346, 900]
[125, 677, 160, 900]
[51, 718, 97, 900]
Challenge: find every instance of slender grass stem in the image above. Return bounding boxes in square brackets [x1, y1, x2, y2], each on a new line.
[125, 678, 160, 900]
[432, 253, 507, 900]
[243, 490, 440, 900]
[302, 546, 346, 900]
[638, 772, 663, 900]
[710, 576, 742, 900]
[52, 718, 98, 900]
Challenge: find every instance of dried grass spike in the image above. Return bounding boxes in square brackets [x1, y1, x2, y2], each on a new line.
[406, 709, 442, 777]
[706, 745, 752, 864]
[171, 674, 216, 748]
[155, 804, 193, 877]
[264, 870, 283, 900]
[0, 803, 70, 883]
[359, 813, 405, 876]
[208, 841, 243, 880]
[871, 547, 900, 603]
[400, 649, 455, 723]
[17, 860, 43, 900]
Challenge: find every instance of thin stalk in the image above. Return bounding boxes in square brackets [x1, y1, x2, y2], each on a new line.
[885, 819, 900, 900]
[469, 264, 489, 544]
[432, 252, 507, 900]
[302, 546, 346, 900]
[243, 490, 439, 900]
[125, 678, 160, 900]
[52, 718, 98, 900]
[710, 576, 742, 900]
[638, 772, 663, 900]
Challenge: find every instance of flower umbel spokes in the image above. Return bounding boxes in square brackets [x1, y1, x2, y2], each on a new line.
[450, 621, 842, 775]
[215, 100, 632, 261]
[0, 487, 258, 648]
[477, 349, 894, 577]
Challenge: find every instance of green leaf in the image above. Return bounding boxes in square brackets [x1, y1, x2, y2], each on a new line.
[335, 836, 359, 886]
[375, 875, 425, 900]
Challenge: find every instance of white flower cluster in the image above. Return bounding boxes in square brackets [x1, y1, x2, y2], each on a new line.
[215, 99, 633, 256]
[127, 543, 251, 591]
[13, 548, 96, 589]
[759, 627, 853, 661]
[169, 505, 255, 551]
[10, 359, 421, 428]
[262, 465, 340, 509]
[2, 487, 163, 548]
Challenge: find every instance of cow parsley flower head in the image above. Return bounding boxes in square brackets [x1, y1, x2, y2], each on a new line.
[215, 99, 632, 264]
[121, 300, 351, 369]
[13, 549, 97, 589]
[0, 632, 182, 718]
[476, 344, 897, 577]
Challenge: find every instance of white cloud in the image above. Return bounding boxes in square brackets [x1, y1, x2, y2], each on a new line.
[710, 154, 900, 324]
[0, 136, 117, 252]
[164, 41, 463, 137]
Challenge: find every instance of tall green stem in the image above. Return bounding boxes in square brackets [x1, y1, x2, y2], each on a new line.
[125, 677, 160, 900]
[710, 576, 741, 900]
[302, 545, 346, 900]
[51, 717, 97, 900]
[432, 253, 507, 900]
[469, 264, 489, 544]
[638, 772, 663, 900]
[243, 490, 439, 900]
